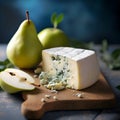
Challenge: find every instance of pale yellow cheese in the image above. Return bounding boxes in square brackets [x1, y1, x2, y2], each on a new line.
[41, 47, 100, 90]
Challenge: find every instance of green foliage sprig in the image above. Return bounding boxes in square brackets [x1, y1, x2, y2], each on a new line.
[100, 40, 120, 70]
[0, 59, 14, 72]
[51, 13, 64, 28]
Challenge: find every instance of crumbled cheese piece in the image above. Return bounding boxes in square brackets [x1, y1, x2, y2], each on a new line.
[53, 96, 57, 100]
[33, 74, 38, 78]
[34, 67, 42, 74]
[76, 93, 84, 98]
[50, 90, 58, 93]
[45, 94, 51, 98]
[41, 98, 46, 102]
[39, 71, 67, 90]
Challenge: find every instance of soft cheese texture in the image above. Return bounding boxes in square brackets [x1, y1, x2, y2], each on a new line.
[40, 47, 100, 90]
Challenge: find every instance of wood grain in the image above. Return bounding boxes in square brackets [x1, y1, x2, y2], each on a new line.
[21, 72, 116, 119]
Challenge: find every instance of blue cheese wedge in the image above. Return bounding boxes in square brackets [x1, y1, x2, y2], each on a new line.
[39, 47, 100, 90]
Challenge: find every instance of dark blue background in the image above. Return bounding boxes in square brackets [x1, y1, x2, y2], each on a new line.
[0, 0, 120, 44]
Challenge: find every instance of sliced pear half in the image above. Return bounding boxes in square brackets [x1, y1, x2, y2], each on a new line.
[0, 68, 35, 93]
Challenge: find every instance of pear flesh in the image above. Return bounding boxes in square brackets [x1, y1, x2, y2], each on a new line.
[0, 68, 35, 93]
[6, 20, 43, 68]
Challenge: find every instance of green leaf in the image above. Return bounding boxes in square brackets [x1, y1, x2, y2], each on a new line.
[101, 52, 111, 64]
[99, 39, 120, 70]
[100, 39, 108, 53]
[116, 85, 120, 90]
[51, 13, 57, 25]
[56, 13, 64, 25]
[111, 59, 120, 70]
[111, 48, 120, 59]
[51, 12, 64, 28]
[0, 59, 14, 72]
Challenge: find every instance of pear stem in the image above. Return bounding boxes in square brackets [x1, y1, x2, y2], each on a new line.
[26, 10, 30, 23]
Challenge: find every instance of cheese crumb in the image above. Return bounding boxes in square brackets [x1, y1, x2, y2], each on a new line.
[41, 98, 46, 102]
[50, 90, 58, 93]
[45, 94, 51, 98]
[34, 67, 42, 74]
[53, 96, 57, 100]
[76, 93, 84, 98]
[33, 74, 38, 78]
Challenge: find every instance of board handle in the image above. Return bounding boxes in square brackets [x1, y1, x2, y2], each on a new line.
[21, 99, 45, 119]
[21, 88, 46, 119]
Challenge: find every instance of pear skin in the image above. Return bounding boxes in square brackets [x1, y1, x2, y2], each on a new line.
[7, 19, 43, 69]
[38, 28, 69, 49]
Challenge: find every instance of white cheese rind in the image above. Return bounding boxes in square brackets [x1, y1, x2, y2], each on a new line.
[41, 47, 100, 90]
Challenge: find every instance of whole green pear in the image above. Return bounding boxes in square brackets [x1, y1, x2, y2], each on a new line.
[6, 11, 43, 69]
[38, 13, 70, 49]
[38, 28, 69, 49]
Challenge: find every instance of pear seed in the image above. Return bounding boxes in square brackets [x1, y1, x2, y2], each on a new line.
[9, 72, 16, 76]
[20, 77, 27, 82]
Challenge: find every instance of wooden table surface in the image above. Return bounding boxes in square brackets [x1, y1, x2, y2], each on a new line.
[0, 44, 120, 120]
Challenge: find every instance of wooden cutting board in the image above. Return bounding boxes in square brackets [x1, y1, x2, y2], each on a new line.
[21, 71, 116, 119]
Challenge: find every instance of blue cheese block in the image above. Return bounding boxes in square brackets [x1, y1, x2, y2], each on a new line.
[41, 47, 100, 90]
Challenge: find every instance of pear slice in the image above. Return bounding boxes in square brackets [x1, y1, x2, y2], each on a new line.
[0, 68, 35, 93]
